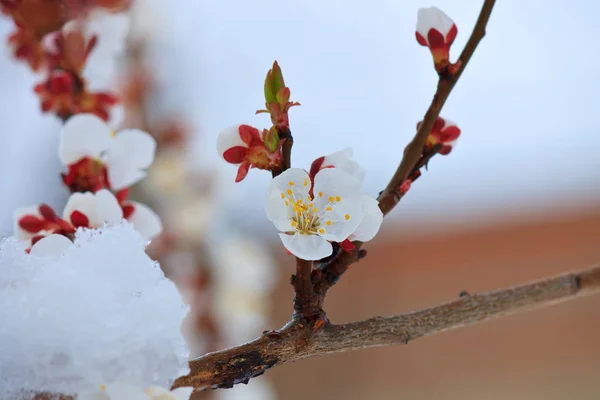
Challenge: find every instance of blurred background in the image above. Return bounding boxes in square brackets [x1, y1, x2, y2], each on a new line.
[1, 0, 599, 399]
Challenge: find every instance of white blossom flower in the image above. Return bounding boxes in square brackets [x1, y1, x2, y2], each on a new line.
[217, 124, 282, 182]
[14, 189, 124, 256]
[59, 113, 156, 191]
[309, 148, 365, 182]
[416, 7, 457, 68]
[266, 168, 381, 260]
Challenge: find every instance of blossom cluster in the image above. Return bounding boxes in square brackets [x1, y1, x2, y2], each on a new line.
[263, 150, 380, 260]
[15, 114, 161, 255]
[1, 0, 130, 121]
[215, 7, 466, 260]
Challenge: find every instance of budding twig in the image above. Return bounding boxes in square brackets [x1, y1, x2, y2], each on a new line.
[173, 0, 512, 391]
[173, 264, 600, 391]
[314, 0, 497, 298]
[377, 0, 496, 216]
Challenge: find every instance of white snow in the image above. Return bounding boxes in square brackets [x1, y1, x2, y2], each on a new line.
[0, 222, 189, 399]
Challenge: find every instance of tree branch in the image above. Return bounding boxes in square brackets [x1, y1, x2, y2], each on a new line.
[271, 127, 293, 178]
[377, 0, 496, 216]
[312, 0, 497, 298]
[173, 264, 600, 391]
[172, 0, 505, 392]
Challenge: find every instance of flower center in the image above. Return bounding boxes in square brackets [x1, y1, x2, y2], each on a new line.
[281, 179, 347, 236]
[62, 156, 109, 192]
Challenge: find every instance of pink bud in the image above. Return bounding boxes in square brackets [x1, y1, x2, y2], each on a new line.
[415, 7, 457, 70]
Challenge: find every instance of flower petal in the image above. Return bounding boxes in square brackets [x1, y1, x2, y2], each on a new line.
[59, 113, 113, 165]
[348, 196, 383, 242]
[317, 195, 363, 242]
[29, 234, 72, 257]
[14, 206, 42, 239]
[106, 129, 156, 190]
[126, 201, 162, 240]
[93, 189, 124, 227]
[279, 233, 333, 261]
[217, 125, 248, 160]
[268, 168, 311, 200]
[321, 148, 366, 183]
[63, 192, 97, 225]
[416, 7, 456, 43]
[312, 167, 362, 201]
[265, 186, 295, 233]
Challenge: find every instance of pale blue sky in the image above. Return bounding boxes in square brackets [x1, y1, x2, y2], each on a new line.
[1, 0, 599, 237]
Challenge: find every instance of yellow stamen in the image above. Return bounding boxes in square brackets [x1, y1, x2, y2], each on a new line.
[280, 193, 285, 199]
[287, 189, 293, 196]
[326, 207, 332, 211]
[312, 208, 318, 213]
[336, 196, 341, 202]
[326, 220, 332, 226]
[345, 214, 350, 220]
[328, 196, 335, 202]
[304, 178, 309, 186]
[289, 181, 295, 186]
[318, 228, 325, 234]
[318, 191, 323, 197]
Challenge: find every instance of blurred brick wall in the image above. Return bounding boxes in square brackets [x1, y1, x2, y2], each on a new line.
[263, 207, 600, 400]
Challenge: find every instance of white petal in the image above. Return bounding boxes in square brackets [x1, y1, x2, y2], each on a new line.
[59, 114, 113, 165]
[127, 201, 162, 240]
[265, 170, 311, 233]
[13, 206, 41, 240]
[279, 233, 333, 261]
[217, 125, 247, 158]
[268, 168, 311, 199]
[62, 192, 96, 224]
[29, 234, 72, 257]
[416, 7, 455, 39]
[312, 167, 362, 201]
[104, 383, 149, 400]
[317, 195, 363, 242]
[322, 148, 366, 183]
[108, 104, 125, 130]
[265, 186, 295, 233]
[106, 129, 156, 190]
[92, 189, 124, 227]
[349, 196, 383, 242]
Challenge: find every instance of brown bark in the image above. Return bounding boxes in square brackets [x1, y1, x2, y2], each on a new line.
[173, 264, 600, 391]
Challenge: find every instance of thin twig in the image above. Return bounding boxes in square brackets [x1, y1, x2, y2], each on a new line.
[377, 0, 496, 216]
[173, 264, 600, 391]
[272, 127, 293, 178]
[313, 0, 497, 297]
[172, 0, 503, 391]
